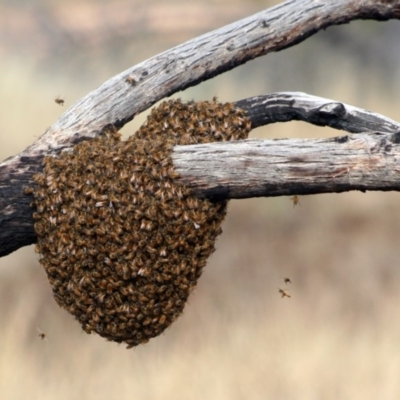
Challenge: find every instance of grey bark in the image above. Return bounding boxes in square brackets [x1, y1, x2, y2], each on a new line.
[1, 0, 400, 257]
[173, 92, 400, 199]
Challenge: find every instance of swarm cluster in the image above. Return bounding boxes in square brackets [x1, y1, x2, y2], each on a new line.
[30, 99, 251, 348]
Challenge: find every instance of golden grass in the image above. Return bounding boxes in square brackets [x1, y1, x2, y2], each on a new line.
[2, 195, 400, 400]
[1, 3, 400, 398]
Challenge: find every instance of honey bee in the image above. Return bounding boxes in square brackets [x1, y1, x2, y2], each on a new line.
[215, 107, 225, 120]
[143, 318, 152, 326]
[96, 293, 106, 303]
[96, 307, 105, 317]
[91, 313, 100, 323]
[23, 187, 34, 195]
[55, 96, 65, 106]
[140, 220, 153, 231]
[278, 288, 291, 298]
[291, 195, 301, 207]
[36, 327, 48, 340]
[125, 76, 137, 85]
[79, 275, 92, 287]
[114, 293, 123, 305]
[284, 277, 291, 284]
[138, 267, 151, 277]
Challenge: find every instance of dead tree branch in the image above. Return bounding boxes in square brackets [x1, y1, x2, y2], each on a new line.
[236, 92, 400, 133]
[174, 134, 400, 200]
[1, 93, 400, 257]
[4, 0, 400, 161]
[173, 93, 400, 199]
[1, 0, 400, 257]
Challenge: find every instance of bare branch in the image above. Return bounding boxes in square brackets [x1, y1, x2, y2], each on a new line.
[3, 0, 399, 164]
[1, 0, 400, 257]
[1, 92, 399, 257]
[237, 92, 400, 133]
[172, 134, 400, 200]
[172, 93, 400, 199]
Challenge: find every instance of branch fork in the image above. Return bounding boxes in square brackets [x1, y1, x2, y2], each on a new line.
[1, 0, 400, 256]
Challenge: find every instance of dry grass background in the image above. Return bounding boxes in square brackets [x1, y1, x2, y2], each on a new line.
[1, 1, 400, 399]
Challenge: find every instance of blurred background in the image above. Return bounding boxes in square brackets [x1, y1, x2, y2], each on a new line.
[1, 0, 400, 399]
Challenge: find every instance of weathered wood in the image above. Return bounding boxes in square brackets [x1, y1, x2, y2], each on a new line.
[1, 0, 400, 257]
[173, 93, 400, 199]
[237, 92, 400, 133]
[173, 134, 400, 199]
[2, 92, 400, 257]
[3, 0, 400, 163]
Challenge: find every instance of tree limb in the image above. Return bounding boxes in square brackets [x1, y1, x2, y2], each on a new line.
[2, 93, 399, 257]
[4, 0, 400, 163]
[1, 0, 400, 257]
[173, 133, 400, 200]
[172, 93, 400, 199]
[237, 92, 400, 133]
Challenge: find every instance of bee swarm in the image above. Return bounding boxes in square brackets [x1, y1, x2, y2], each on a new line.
[31, 99, 251, 348]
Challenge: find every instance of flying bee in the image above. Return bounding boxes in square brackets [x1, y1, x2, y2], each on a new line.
[284, 277, 291, 284]
[36, 327, 48, 341]
[54, 96, 65, 106]
[278, 288, 291, 298]
[291, 195, 301, 207]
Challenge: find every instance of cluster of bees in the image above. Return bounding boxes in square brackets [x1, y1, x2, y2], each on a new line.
[29, 98, 251, 348]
